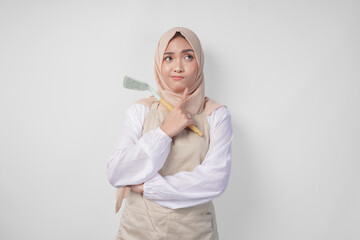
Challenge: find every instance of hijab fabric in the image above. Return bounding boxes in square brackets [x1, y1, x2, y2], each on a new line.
[136, 26, 222, 116]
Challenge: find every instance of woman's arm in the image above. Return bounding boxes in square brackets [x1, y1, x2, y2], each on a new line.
[143, 106, 233, 209]
[106, 103, 172, 188]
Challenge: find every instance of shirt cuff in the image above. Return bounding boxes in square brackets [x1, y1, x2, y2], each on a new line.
[157, 126, 172, 141]
[143, 173, 165, 200]
[138, 126, 172, 162]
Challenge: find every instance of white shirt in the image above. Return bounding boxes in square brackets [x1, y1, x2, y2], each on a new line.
[106, 103, 233, 209]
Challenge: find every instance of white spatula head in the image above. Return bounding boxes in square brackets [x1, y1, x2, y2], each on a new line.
[123, 76, 149, 91]
[123, 75, 161, 100]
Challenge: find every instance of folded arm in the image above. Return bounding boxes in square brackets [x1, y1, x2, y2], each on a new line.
[143, 106, 233, 209]
[106, 104, 172, 188]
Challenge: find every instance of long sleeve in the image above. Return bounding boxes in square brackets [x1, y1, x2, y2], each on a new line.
[143, 106, 233, 209]
[106, 103, 173, 188]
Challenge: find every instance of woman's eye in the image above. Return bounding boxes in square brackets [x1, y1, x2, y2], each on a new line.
[164, 56, 172, 61]
[185, 55, 194, 60]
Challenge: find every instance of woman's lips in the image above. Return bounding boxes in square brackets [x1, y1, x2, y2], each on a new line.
[171, 76, 184, 81]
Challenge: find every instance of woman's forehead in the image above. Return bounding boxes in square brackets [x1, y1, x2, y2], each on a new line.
[164, 37, 194, 52]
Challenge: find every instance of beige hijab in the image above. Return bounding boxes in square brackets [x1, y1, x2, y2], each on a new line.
[136, 26, 222, 115]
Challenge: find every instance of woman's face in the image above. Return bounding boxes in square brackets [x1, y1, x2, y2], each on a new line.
[161, 36, 199, 93]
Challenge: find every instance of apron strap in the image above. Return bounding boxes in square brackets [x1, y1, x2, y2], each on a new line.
[150, 100, 160, 110]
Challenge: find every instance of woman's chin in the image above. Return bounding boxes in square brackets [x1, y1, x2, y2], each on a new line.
[169, 84, 187, 93]
[172, 87, 187, 93]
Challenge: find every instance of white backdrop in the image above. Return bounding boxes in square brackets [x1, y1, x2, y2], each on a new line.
[0, 0, 359, 239]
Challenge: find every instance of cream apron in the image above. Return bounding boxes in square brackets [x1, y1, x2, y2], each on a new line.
[115, 100, 219, 240]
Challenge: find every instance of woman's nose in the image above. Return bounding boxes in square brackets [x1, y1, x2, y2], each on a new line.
[174, 59, 183, 72]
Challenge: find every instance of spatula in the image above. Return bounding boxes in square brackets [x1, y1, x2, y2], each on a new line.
[123, 75, 203, 137]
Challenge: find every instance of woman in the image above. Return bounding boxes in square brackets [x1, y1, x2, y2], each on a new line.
[107, 27, 233, 240]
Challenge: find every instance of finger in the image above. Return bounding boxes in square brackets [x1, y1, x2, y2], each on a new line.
[177, 87, 189, 108]
[182, 87, 189, 102]
[187, 119, 196, 126]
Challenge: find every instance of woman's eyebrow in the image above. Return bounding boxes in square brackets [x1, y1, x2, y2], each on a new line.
[164, 49, 194, 55]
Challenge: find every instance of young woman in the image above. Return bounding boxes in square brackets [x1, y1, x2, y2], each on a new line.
[107, 27, 233, 240]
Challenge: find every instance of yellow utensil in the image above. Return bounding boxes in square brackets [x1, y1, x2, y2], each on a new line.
[123, 75, 203, 137]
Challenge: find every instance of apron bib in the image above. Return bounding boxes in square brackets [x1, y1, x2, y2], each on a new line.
[115, 100, 219, 240]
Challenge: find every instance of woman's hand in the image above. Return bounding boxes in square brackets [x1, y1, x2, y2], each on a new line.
[160, 87, 197, 138]
[128, 183, 144, 194]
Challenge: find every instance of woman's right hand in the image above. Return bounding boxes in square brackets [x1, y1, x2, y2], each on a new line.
[160, 87, 197, 138]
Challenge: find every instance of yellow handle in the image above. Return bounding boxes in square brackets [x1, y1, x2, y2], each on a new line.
[159, 99, 174, 111]
[115, 186, 131, 213]
[188, 124, 203, 137]
[159, 99, 203, 137]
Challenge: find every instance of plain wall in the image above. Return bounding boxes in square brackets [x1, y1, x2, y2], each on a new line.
[0, 0, 359, 239]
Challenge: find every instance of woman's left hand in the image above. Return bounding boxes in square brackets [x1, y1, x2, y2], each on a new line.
[128, 183, 144, 194]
